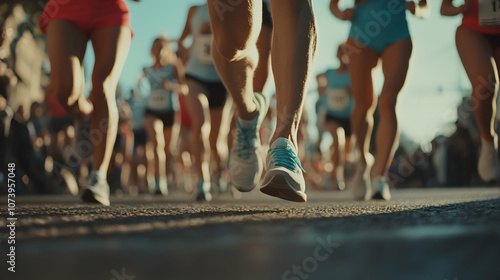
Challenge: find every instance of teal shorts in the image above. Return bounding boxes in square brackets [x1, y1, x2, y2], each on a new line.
[349, 0, 410, 54]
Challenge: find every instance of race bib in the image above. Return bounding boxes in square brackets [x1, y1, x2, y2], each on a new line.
[148, 90, 170, 110]
[327, 88, 350, 111]
[196, 35, 214, 64]
[479, 0, 500, 26]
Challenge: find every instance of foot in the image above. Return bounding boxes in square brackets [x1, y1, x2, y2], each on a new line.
[478, 137, 500, 182]
[371, 176, 391, 201]
[229, 93, 266, 192]
[350, 154, 374, 201]
[261, 137, 307, 202]
[81, 171, 110, 206]
[195, 180, 212, 202]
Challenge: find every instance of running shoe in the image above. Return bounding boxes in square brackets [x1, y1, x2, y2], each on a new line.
[229, 92, 267, 192]
[261, 137, 307, 202]
[195, 179, 212, 202]
[350, 154, 374, 201]
[478, 137, 500, 182]
[371, 176, 391, 201]
[81, 171, 110, 206]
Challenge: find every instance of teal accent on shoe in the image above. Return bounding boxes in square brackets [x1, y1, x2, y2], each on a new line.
[234, 118, 257, 160]
[269, 145, 306, 173]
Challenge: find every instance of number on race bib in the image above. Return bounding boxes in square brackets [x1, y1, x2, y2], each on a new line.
[327, 89, 350, 111]
[479, 0, 500, 26]
[148, 90, 171, 110]
[196, 35, 214, 64]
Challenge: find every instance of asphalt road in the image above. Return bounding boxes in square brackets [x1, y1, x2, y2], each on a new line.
[1, 187, 499, 280]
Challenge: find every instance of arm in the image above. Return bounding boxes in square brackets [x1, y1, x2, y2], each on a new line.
[440, 0, 469, 16]
[407, 0, 430, 19]
[177, 6, 197, 64]
[329, 0, 355, 21]
[162, 61, 188, 95]
[317, 74, 328, 95]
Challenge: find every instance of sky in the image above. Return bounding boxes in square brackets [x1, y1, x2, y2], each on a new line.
[83, 0, 475, 148]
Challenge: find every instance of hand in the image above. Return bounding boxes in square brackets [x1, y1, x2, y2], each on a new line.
[339, 8, 355, 21]
[406, 1, 416, 15]
[162, 80, 173, 91]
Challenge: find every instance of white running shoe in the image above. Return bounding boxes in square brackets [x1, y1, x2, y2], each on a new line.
[195, 180, 212, 202]
[229, 93, 267, 192]
[261, 137, 307, 202]
[350, 154, 374, 201]
[371, 176, 391, 201]
[478, 137, 500, 182]
[81, 171, 110, 206]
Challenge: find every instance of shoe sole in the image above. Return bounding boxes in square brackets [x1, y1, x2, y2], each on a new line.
[260, 173, 307, 202]
[81, 189, 110, 206]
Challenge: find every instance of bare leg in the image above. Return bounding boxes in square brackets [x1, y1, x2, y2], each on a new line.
[373, 39, 412, 177]
[89, 25, 131, 174]
[456, 26, 500, 182]
[209, 107, 224, 174]
[46, 20, 93, 120]
[456, 27, 497, 142]
[346, 38, 378, 200]
[185, 79, 211, 182]
[269, 0, 317, 148]
[253, 24, 272, 93]
[325, 121, 345, 187]
[207, 0, 262, 120]
[347, 38, 379, 166]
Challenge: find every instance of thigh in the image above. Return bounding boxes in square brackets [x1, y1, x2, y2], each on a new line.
[380, 38, 412, 103]
[346, 37, 378, 107]
[207, 0, 261, 55]
[456, 27, 496, 89]
[46, 20, 88, 88]
[90, 25, 131, 96]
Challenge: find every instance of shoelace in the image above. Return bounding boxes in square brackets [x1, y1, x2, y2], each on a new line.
[269, 146, 306, 173]
[235, 125, 256, 159]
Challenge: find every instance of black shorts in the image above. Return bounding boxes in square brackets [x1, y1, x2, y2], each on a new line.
[133, 128, 147, 147]
[50, 117, 74, 134]
[262, 2, 273, 28]
[325, 115, 352, 137]
[186, 74, 228, 109]
[145, 109, 175, 127]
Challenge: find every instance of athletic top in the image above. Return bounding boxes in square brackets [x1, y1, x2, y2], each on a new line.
[185, 5, 221, 82]
[321, 69, 354, 119]
[144, 65, 179, 112]
[462, 0, 500, 34]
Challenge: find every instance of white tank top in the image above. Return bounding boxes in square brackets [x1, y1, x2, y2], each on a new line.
[185, 5, 221, 82]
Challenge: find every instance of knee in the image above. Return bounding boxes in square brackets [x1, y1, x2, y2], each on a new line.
[213, 30, 256, 61]
[353, 98, 375, 116]
[378, 95, 398, 117]
[91, 71, 117, 100]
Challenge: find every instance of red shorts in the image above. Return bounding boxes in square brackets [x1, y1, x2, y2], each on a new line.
[39, 0, 132, 36]
[462, 0, 500, 34]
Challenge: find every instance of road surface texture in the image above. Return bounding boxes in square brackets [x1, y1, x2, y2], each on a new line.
[1, 187, 500, 280]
